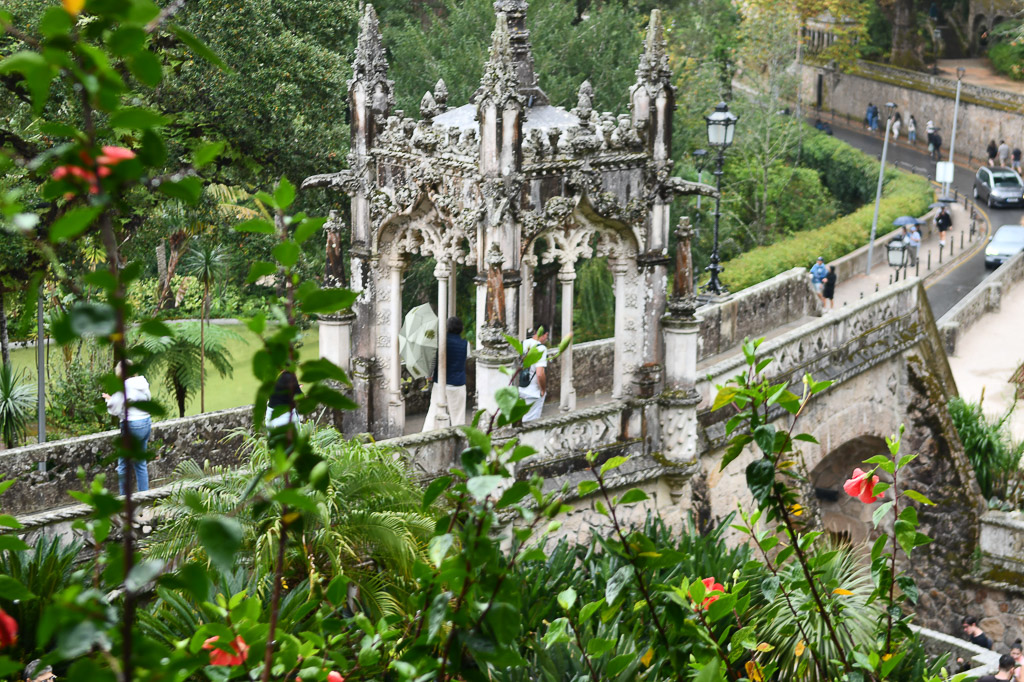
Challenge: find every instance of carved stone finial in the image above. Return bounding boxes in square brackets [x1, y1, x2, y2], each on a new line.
[491, 0, 548, 105]
[668, 216, 698, 319]
[324, 210, 349, 289]
[420, 91, 439, 121]
[433, 78, 449, 109]
[351, 5, 395, 111]
[576, 80, 594, 121]
[636, 9, 672, 87]
[481, 242, 508, 346]
[477, 13, 525, 110]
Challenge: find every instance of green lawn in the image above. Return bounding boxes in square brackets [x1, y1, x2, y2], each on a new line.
[10, 323, 320, 422]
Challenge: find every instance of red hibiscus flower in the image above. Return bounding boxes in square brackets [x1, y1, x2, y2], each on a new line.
[96, 146, 136, 166]
[203, 635, 249, 666]
[328, 672, 345, 682]
[693, 577, 725, 610]
[0, 607, 17, 648]
[843, 468, 882, 503]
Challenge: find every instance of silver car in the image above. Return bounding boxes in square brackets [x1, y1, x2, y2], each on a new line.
[974, 167, 1024, 207]
[985, 225, 1024, 268]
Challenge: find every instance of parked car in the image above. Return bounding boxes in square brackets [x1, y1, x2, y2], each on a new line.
[973, 167, 1024, 207]
[985, 225, 1024, 268]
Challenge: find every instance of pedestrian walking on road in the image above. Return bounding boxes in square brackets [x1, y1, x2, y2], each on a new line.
[936, 206, 952, 246]
[930, 131, 943, 161]
[892, 112, 902, 139]
[999, 140, 1011, 167]
[869, 103, 879, 131]
[988, 140, 999, 167]
[822, 266, 837, 310]
[908, 115, 917, 143]
[865, 102, 873, 130]
[1013, 147, 1022, 172]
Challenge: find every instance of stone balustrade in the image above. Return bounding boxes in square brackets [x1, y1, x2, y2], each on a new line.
[938, 250, 1024, 355]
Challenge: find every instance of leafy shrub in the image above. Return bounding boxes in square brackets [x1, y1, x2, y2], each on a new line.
[47, 352, 111, 438]
[989, 39, 1024, 81]
[720, 170, 932, 291]
[797, 129, 900, 210]
[0, 364, 36, 448]
[949, 397, 1024, 502]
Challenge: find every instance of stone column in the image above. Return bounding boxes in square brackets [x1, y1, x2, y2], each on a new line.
[387, 257, 405, 434]
[519, 258, 533, 340]
[318, 311, 356, 375]
[558, 262, 576, 412]
[610, 258, 629, 400]
[433, 260, 452, 429]
[448, 269, 458, 320]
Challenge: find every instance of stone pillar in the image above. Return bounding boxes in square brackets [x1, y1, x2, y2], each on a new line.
[610, 258, 628, 400]
[432, 260, 451, 428]
[448, 269, 457, 320]
[319, 311, 356, 375]
[558, 262, 576, 412]
[386, 257, 405, 435]
[519, 258, 534, 340]
[477, 328, 517, 415]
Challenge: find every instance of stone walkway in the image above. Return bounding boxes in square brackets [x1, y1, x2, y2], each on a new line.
[831, 197, 982, 308]
[937, 58, 1024, 96]
[947, 287, 1024, 442]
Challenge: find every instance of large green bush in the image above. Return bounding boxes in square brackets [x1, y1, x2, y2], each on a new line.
[720, 170, 931, 292]
[796, 129, 899, 210]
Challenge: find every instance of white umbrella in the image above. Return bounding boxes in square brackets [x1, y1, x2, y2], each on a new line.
[399, 304, 439, 380]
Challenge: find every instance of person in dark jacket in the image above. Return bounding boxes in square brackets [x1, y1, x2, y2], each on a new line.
[822, 266, 837, 310]
[423, 316, 470, 430]
[936, 206, 953, 246]
[988, 139, 999, 167]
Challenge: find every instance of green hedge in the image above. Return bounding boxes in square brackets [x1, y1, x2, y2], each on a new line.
[719, 170, 933, 292]
[794, 129, 900, 209]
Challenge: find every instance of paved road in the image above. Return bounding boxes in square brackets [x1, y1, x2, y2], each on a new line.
[825, 122, 1022, 318]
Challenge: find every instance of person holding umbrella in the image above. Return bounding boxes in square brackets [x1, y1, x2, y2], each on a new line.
[936, 206, 952, 246]
[422, 316, 469, 431]
[892, 216, 922, 266]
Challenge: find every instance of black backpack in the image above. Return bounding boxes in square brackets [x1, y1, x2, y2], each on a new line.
[518, 366, 534, 389]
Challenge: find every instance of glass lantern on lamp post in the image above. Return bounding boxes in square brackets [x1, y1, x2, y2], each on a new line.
[703, 102, 738, 296]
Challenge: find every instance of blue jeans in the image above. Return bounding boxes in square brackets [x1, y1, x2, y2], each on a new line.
[118, 417, 151, 495]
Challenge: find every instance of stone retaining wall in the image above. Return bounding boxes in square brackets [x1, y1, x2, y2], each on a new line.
[938, 250, 1024, 354]
[802, 61, 1024, 169]
[0, 406, 251, 516]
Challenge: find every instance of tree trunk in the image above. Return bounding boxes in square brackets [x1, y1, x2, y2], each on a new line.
[200, 283, 207, 413]
[891, 0, 924, 69]
[0, 287, 10, 368]
[174, 379, 187, 418]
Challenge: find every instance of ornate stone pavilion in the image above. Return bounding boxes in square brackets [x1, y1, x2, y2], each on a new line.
[305, 0, 713, 440]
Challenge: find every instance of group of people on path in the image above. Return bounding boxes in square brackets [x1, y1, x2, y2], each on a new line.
[810, 256, 838, 310]
[986, 139, 1024, 172]
[960, 616, 1024, 681]
[864, 104, 944, 160]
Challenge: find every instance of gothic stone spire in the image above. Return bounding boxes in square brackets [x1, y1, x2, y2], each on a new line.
[490, 0, 548, 105]
[478, 12, 525, 110]
[350, 4, 394, 112]
[636, 8, 672, 88]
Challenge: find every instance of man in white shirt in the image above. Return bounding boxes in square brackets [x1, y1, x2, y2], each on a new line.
[102, 361, 152, 494]
[519, 328, 549, 422]
[907, 225, 921, 266]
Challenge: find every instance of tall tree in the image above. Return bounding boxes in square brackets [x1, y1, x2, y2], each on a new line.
[182, 242, 227, 413]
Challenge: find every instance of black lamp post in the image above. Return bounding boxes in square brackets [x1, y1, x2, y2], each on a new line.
[703, 102, 738, 296]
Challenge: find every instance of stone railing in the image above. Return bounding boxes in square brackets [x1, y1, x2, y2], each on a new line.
[978, 510, 1024, 581]
[938, 250, 1024, 355]
[0, 406, 251, 516]
[854, 60, 1024, 111]
[696, 268, 820, 362]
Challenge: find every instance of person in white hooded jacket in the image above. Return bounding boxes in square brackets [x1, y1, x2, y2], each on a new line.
[103, 361, 151, 494]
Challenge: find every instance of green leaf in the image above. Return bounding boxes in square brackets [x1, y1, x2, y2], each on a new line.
[720, 434, 752, 470]
[793, 433, 819, 443]
[903, 489, 935, 506]
[39, 7, 72, 38]
[427, 533, 453, 568]
[246, 261, 277, 284]
[159, 176, 203, 205]
[607, 653, 635, 677]
[895, 575, 919, 603]
[275, 177, 296, 209]
[197, 515, 243, 572]
[109, 106, 169, 130]
[485, 602, 520, 645]
[235, 218, 276, 235]
[68, 302, 117, 338]
[466, 475, 503, 501]
[693, 658, 720, 682]
[495, 386, 520, 420]
[746, 457, 775, 504]
[49, 206, 103, 243]
[129, 50, 163, 87]
[325, 574, 350, 606]
[579, 598, 604, 623]
[605, 565, 632, 605]
[761, 575, 779, 601]
[422, 476, 450, 510]
[542, 617, 571, 647]
[753, 424, 777, 456]
[0, 575, 35, 601]
[293, 217, 326, 245]
[894, 519, 916, 557]
[557, 588, 577, 611]
[577, 480, 599, 496]
[301, 288, 358, 315]
[712, 386, 739, 411]
[599, 456, 629, 477]
[125, 558, 165, 593]
[299, 358, 349, 384]
[108, 26, 147, 55]
[618, 488, 648, 505]
[0, 51, 53, 112]
[586, 637, 616, 657]
[192, 141, 225, 169]
[872, 500, 894, 528]
[497, 480, 531, 508]
[0, 536, 29, 552]
[169, 24, 231, 71]
[0, 515, 23, 529]
[272, 488, 319, 512]
[272, 241, 300, 268]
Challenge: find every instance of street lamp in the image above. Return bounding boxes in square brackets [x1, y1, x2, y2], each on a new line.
[703, 102, 738, 295]
[943, 66, 966, 199]
[866, 102, 896, 276]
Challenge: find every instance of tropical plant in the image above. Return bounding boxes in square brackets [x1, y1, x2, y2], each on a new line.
[146, 428, 437, 620]
[0, 364, 35, 448]
[136, 322, 239, 418]
[182, 242, 228, 412]
[949, 396, 1024, 502]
